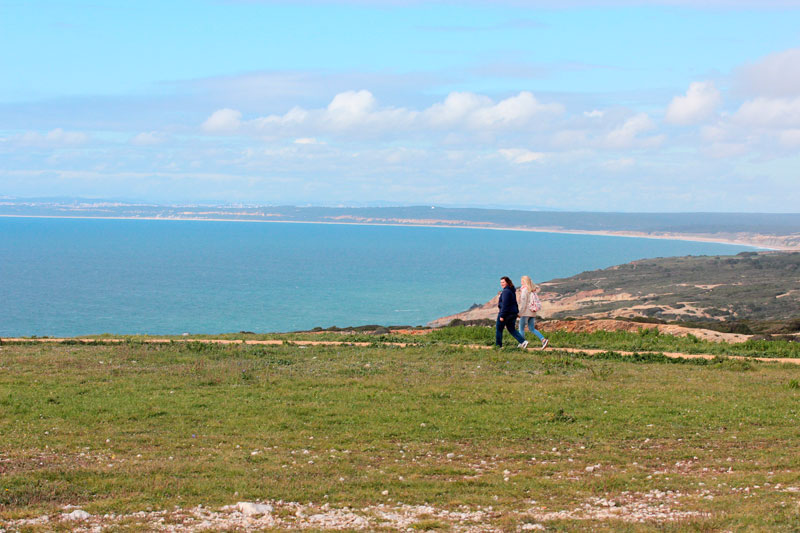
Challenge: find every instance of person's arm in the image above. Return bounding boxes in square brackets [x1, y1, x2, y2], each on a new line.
[519, 289, 528, 311]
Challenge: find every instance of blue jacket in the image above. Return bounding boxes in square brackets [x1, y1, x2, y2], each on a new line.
[497, 286, 519, 316]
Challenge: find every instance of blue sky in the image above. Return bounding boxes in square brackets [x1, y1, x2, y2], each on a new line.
[1, 0, 799, 211]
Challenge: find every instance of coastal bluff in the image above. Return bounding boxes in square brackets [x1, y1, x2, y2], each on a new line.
[430, 251, 800, 340]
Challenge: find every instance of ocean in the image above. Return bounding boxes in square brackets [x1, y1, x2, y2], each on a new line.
[0, 217, 757, 337]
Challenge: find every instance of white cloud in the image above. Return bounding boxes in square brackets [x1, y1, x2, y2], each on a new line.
[601, 157, 635, 171]
[551, 129, 588, 148]
[468, 91, 563, 129]
[203, 90, 563, 140]
[700, 124, 728, 143]
[778, 129, 800, 147]
[704, 142, 748, 159]
[499, 148, 545, 164]
[325, 90, 379, 128]
[252, 106, 311, 129]
[733, 96, 800, 128]
[46, 129, 88, 144]
[424, 92, 491, 127]
[584, 110, 604, 118]
[327, 90, 376, 115]
[604, 113, 660, 148]
[13, 128, 88, 146]
[130, 132, 167, 145]
[294, 137, 321, 144]
[665, 81, 721, 125]
[735, 48, 800, 98]
[202, 108, 243, 132]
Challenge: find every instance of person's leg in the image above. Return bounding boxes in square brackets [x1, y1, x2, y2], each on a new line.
[518, 316, 527, 338]
[495, 315, 504, 346]
[529, 317, 545, 341]
[531, 316, 549, 348]
[506, 315, 526, 344]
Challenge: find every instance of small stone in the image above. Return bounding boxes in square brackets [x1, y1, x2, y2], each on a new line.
[63, 509, 91, 520]
[236, 502, 273, 516]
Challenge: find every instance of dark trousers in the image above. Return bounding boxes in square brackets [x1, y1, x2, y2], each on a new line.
[496, 314, 525, 346]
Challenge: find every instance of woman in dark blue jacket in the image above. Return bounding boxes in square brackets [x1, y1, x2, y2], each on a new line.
[496, 276, 529, 348]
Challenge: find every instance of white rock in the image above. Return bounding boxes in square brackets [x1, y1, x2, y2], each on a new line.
[236, 501, 274, 516]
[63, 509, 91, 520]
[521, 523, 546, 530]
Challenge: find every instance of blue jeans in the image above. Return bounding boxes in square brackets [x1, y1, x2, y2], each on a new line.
[519, 316, 545, 341]
[496, 314, 526, 346]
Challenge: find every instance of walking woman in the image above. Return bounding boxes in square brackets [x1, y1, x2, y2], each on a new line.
[496, 276, 529, 349]
[518, 275, 549, 349]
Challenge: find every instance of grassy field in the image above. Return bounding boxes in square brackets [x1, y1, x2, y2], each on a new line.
[77, 323, 800, 358]
[2, 328, 800, 531]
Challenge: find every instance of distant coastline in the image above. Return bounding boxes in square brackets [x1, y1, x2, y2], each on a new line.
[2, 202, 799, 251]
[1, 213, 793, 251]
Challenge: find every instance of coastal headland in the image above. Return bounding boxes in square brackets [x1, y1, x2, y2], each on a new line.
[431, 251, 800, 339]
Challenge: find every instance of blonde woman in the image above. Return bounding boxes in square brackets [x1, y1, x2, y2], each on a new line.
[518, 275, 548, 349]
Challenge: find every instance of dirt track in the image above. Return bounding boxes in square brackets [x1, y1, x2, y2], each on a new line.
[2, 336, 798, 366]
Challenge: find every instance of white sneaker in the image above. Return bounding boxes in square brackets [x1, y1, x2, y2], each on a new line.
[519, 340, 529, 349]
[541, 338, 549, 349]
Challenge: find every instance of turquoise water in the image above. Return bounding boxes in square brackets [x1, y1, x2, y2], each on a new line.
[0, 218, 755, 336]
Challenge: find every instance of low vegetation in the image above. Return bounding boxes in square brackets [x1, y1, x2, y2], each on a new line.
[2, 327, 800, 530]
[543, 251, 800, 324]
[427, 325, 800, 359]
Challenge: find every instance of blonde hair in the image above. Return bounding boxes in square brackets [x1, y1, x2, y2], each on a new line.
[520, 275, 535, 292]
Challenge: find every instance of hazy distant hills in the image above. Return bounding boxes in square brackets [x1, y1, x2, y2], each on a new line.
[2, 200, 799, 249]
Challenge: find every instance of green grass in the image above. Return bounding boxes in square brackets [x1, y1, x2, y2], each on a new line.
[9, 323, 799, 359]
[2, 335, 800, 530]
[422, 325, 800, 358]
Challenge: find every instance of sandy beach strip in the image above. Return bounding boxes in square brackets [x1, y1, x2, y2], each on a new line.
[1, 213, 795, 250]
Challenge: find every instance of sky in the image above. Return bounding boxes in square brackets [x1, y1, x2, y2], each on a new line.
[1, 1, 799, 212]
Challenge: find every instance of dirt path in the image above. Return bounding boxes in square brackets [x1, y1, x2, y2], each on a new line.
[3, 337, 798, 365]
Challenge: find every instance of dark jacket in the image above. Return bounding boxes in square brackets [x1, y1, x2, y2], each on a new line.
[497, 286, 519, 316]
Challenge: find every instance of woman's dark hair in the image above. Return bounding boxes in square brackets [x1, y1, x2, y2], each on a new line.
[500, 276, 515, 290]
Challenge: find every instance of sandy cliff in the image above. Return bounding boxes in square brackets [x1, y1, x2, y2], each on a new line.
[428, 291, 750, 343]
